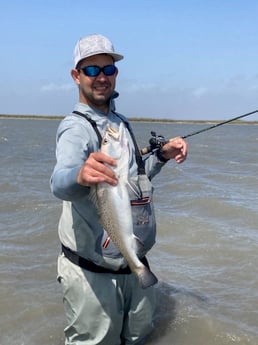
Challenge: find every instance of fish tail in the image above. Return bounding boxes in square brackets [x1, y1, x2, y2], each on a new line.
[137, 266, 158, 289]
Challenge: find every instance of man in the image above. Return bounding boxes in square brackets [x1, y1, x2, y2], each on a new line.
[50, 34, 187, 345]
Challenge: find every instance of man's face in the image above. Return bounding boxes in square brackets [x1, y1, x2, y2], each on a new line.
[71, 54, 118, 113]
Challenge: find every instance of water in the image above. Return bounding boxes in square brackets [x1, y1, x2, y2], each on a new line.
[1, 118, 258, 345]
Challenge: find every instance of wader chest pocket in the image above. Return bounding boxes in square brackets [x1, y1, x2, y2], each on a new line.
[131, 197, 151, 225]
[130, 197, 156, 253]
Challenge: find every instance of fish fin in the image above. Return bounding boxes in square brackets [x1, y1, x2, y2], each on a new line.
[88, 185, 98, 207]
[137, 266, 158, 289]
[134, 236, 145, 255]
[126, 179, 141, 199]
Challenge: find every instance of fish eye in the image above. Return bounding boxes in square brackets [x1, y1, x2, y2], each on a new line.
[102, 138, 108, 145]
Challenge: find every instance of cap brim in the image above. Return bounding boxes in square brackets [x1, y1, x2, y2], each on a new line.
[75, 51, 124, 68]
[110, 53, 124, 62]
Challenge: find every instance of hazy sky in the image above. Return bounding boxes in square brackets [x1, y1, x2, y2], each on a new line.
[0, 0, 258, 120]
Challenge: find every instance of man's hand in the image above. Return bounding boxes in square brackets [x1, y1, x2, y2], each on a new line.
[160, 137, 188, 164]
[77, 152, 118, 187]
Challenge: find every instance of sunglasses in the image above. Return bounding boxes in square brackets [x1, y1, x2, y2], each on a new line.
[79, 65, 117, 77]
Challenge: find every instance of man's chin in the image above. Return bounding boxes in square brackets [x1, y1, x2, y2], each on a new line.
[94, 93, 110, 103]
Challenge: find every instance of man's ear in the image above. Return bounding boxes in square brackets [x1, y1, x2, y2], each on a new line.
[71, 69, 80, 85]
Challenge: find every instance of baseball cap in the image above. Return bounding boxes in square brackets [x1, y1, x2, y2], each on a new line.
[73, 34, 124, 68]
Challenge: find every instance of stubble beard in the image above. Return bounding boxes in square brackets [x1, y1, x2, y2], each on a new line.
[81, 83, 114, 109]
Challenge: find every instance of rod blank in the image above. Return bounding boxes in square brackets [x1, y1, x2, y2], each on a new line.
[182, 109, 258, 139]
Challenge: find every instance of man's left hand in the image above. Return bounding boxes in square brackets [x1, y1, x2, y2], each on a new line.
[160, 137, 188, 164]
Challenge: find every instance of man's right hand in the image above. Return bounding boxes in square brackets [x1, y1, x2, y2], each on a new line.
[77, 152, 118, 187]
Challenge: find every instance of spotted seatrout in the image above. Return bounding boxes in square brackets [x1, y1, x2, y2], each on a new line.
[96, 122, 158, 289]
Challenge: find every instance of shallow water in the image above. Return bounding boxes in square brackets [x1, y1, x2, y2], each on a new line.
[1, 118, 258, 345]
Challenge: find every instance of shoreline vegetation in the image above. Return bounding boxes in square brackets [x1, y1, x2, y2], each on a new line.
[1, 114, 258, 125]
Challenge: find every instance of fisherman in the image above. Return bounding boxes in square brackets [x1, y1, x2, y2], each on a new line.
[50, 34, 188, 345]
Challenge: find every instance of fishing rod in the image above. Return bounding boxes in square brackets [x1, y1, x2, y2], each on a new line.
[141, 109, 258, 155]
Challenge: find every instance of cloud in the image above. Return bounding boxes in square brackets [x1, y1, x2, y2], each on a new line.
[120, 79, 158, 93]
[192, 87, 208, 98]
[40, 82, 74, 92]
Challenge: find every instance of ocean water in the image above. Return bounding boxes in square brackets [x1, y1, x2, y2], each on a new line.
[1, 118, 258, 345]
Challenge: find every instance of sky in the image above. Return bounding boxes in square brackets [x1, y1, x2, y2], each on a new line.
[0, 0, 258, 120]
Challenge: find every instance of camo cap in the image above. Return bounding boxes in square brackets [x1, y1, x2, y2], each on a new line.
[73, 34, 123, 68]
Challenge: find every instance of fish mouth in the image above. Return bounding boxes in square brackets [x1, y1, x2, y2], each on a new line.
[106, 126, 120, 140]
[101, 126, 120, 149]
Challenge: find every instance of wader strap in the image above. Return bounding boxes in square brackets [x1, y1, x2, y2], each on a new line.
[72, 110, 146, 175]
[61, 243, 149, 274]
[112, 111, 146, 175]
[72, 110, 102, 147]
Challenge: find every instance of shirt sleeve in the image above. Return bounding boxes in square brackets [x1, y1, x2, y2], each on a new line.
[144, 152, 167, 181]
[50, 117, 95, 201]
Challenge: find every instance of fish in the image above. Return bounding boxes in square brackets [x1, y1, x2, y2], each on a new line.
[96, 122, 158, 289]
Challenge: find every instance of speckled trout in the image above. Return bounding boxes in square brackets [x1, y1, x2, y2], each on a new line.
[96, 122, 158, 289]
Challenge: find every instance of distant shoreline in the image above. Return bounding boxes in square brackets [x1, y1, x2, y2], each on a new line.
[0, 114, 258, 125]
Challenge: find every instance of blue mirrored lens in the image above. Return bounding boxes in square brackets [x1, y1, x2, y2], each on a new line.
[103, 65, 116, 76]
[84, 66, 100, 76]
